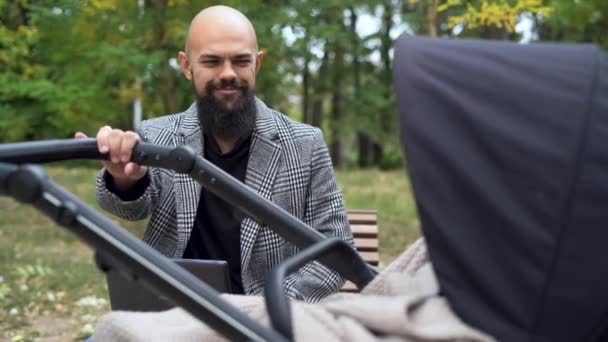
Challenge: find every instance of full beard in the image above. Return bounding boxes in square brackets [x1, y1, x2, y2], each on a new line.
[195, 78, 257, 140]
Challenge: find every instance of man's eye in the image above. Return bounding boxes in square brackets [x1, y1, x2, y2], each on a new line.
[235, 60, 250, 66]
[202, 60, 219, 66]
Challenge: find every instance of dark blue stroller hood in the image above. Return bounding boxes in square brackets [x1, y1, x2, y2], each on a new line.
[394, 35, 608, 342]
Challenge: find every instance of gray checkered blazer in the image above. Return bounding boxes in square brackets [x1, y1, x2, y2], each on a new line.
[96, 98, 353, 302]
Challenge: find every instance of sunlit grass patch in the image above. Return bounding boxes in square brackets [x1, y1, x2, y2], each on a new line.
[336, 169, 420, 262]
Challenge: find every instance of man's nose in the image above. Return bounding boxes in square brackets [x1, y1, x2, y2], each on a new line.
[219, 61, 237, 81]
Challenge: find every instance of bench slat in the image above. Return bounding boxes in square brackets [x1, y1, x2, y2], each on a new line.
[350, 224, 378, 237]
[359, 251, 379, 264]
[347, 213, 377, 225]
[353, 238, 378, 251]
[347, 209, 377, 214]
[342, 210, 379, 291]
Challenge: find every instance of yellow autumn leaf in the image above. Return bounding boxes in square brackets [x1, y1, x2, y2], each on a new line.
[445, 0, 552, 32]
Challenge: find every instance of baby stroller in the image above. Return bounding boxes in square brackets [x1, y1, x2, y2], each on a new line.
[395, 35, 608, 341]
[1, 34, 607, 341]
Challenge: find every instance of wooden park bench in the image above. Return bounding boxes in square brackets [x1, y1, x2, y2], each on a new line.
[340, 209, 379, 293]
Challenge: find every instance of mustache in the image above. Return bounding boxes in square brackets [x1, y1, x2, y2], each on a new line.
[207, 79, 249, 91]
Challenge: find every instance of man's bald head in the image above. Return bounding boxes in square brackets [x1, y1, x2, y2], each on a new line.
[177, 5, 265, 141]
[185, 5, 258, 55]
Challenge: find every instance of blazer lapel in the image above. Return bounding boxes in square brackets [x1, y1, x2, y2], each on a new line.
[240, 99, 282, 271]
[172, 104, 203, 257]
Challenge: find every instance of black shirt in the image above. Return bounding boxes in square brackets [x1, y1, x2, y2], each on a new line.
[182, 134, 251, 294]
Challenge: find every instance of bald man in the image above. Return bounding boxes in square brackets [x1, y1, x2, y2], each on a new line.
[82, 6, 353, 302]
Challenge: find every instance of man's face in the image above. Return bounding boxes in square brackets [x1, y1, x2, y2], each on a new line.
[189, 49, 258, 112]
[188, 47, 261, 139]
[178, 21, 264, 139]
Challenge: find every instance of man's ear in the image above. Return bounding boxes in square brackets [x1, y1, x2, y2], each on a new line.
[178, 51, 192, 80]
[255, 50, 265, 73]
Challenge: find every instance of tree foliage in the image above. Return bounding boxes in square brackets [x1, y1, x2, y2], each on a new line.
[540, 0, 608, 49]
[0, 0, 604, 168]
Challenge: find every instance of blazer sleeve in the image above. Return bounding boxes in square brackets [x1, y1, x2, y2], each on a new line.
[95, 123, 161, 221]
[283, 128, 354, 302]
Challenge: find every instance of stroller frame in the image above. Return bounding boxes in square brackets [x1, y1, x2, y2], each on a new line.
[0, 138, 377, 341]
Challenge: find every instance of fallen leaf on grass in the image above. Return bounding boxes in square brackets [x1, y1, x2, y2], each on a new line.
[75, 323, 95, 340]
[75, 296, 107, 308]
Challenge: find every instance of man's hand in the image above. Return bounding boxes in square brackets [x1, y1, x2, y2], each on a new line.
[74, 126, 148, 192]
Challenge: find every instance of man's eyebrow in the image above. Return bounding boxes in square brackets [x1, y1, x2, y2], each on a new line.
[197, 53, 253, 61]
[198, 54, 221, 61]
[233, 54, 253, 59]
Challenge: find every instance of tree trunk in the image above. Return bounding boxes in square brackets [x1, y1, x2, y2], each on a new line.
[373, 1, 396, 166]
[149, 0, 178, 114]
[349, 7, 372, 167]
[372, 142, 383, 165]
[302, 48, 311, 124]
[329, 45, 344, 168]
[309, 49, 330, 129]
[427, 0, 438, 37]
[358, 133, 372, 167]
[310, 98, 323, 129]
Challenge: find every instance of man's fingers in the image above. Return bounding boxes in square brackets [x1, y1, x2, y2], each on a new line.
[96, 126, 112, 153]
[124, 163, 147, 179]
[108, 129, 124, 163]
[93, 126, 144, 180]
[74, 132, 87, 139]
[120, 131, 140, 163]
[124, 163, 136, 176]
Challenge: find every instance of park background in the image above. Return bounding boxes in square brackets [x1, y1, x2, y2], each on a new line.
[1, 0, 606, 340]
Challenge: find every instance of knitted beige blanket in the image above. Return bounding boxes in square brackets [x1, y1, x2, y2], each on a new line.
[92, 239, 494, 341]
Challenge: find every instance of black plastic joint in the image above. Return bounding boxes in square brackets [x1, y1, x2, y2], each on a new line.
[57, 201, 79, 226]
[7, 165, 46, 204]
[171, 146, 196, 174]
[0, 163, 18, 195]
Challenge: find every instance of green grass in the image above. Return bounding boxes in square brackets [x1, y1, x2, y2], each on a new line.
[0, 167, 147, 341]
[336, 169, 420, 263]
[0, 166, 419, 340]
